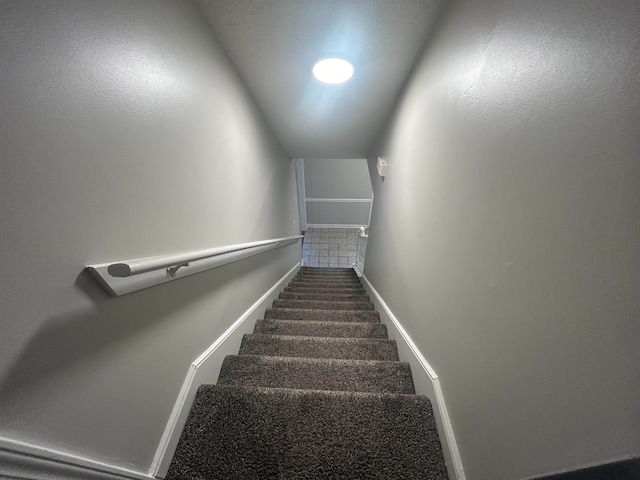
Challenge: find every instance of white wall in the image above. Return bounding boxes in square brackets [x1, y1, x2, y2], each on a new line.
[0, 0, 300, 475]
[364, 1, 640, 479]
[303, 158, 373, 226]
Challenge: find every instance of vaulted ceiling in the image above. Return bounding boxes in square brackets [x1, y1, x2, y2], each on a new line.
[193, 0, 443, 158]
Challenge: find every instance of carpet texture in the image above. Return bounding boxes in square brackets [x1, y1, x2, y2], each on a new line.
[254, 318, 387, 338]
[166, 267, 448, 479]
[265, 307, 380, 322]
[272, 298, 375, 310]
[238, 334, 399, 360]
[292, 277, 362, 284]
[217, 355, 414, 392]
[284, 285, 366, 294]
[278, 291, 370, 301]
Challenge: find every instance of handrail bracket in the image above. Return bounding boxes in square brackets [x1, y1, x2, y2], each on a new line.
[167, 262, 189, 277]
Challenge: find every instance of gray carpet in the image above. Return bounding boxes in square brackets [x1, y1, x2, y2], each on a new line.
[292, 276, 362, 283]
[217, 355, 415, 392]
[265, 307, 380, 322]
[288, 281, 366, 289]
[278, 291, 370, 301]
[238, 334, 399, 360]
[272, 298, 374, 310]
[254, 318, 387, 338]
[167, 386, 448, 480]
[285, 285, 366, 294]
[166, 267, 448, 479]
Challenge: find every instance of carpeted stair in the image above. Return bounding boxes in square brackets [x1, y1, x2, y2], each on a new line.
[166, 266, 449, 479]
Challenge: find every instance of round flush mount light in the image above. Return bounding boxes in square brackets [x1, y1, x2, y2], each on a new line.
[312, 58, 354, 84]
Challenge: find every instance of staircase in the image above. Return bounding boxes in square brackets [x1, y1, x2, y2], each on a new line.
[166, 267, 449, 479]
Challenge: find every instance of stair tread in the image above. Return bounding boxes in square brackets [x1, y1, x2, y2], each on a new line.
[218, 354, 415, 394]
[254, 319, 388, 338]
[272, 299, 374, 310]
[293, 280, 361, 285]
[166, 384, 448, 480]
[265, 307, 380, 323]
[239, 334, 398, 361]
[210, 384, 418, 399]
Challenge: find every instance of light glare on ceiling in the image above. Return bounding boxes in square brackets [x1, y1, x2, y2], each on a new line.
[312, 58, 354, 84]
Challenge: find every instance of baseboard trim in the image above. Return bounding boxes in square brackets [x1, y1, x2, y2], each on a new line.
[361, 276, 466, 480]
[0, 436, 153, 480]
[149, 262, 301, 478]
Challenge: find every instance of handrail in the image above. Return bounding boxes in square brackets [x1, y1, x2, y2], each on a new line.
[87, 235, 303, 296]
[354, 230, 368, 277]
[108, 235, 303, 277]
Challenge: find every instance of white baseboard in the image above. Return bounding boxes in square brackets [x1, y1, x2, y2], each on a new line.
[149, 262, 301, 478]
[0, 436, 154, 480]
[361, 276, 466, 480]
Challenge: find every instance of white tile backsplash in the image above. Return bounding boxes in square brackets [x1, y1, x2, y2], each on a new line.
[302, 227, 360, 268]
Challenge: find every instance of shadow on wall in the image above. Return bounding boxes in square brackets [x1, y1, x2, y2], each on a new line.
[528, 457, 640, 480]
[0, 249, 286, 411]
[247, 158, 298, 241]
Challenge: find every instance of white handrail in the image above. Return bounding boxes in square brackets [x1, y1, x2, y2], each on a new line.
[108, 235, 303, 277]
[87, 235, 303, 296]
[354, 230, 368, 277]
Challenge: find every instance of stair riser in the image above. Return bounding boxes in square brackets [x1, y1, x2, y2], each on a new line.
[265, 308, 380, 323]
[218, 356, 415, 394]
[298, 269, 357, 274]
[292, 281, 362, 287]
[239, 334, 399, 361]
[293, 277, 361, 284]
[294, 277, 359, 284]
[272, 299, 374, 311]
[296, 272, 358, 278]
[284, 286, 366, 295]
[279, 292, 370, 301]
[288, 282, 364, 289]
[253, 319, 388, 339]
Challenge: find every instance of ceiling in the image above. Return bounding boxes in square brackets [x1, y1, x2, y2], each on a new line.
[193, 0, 443, 159]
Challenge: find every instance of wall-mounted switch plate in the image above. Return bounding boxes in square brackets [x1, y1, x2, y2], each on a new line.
[377, 156, 388, 177]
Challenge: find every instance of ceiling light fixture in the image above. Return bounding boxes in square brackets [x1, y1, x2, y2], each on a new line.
[312, 58, 354, 84]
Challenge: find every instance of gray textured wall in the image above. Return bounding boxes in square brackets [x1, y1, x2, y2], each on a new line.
[0, 0, 300, 474]
[304, 158, 372, 199]
[365, 1, 640, 479]
[306, 202, 371, 226]
[303, 158, 372, 225]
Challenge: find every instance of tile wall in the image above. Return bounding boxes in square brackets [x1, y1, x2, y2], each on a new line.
[302, 228, 359, 268]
